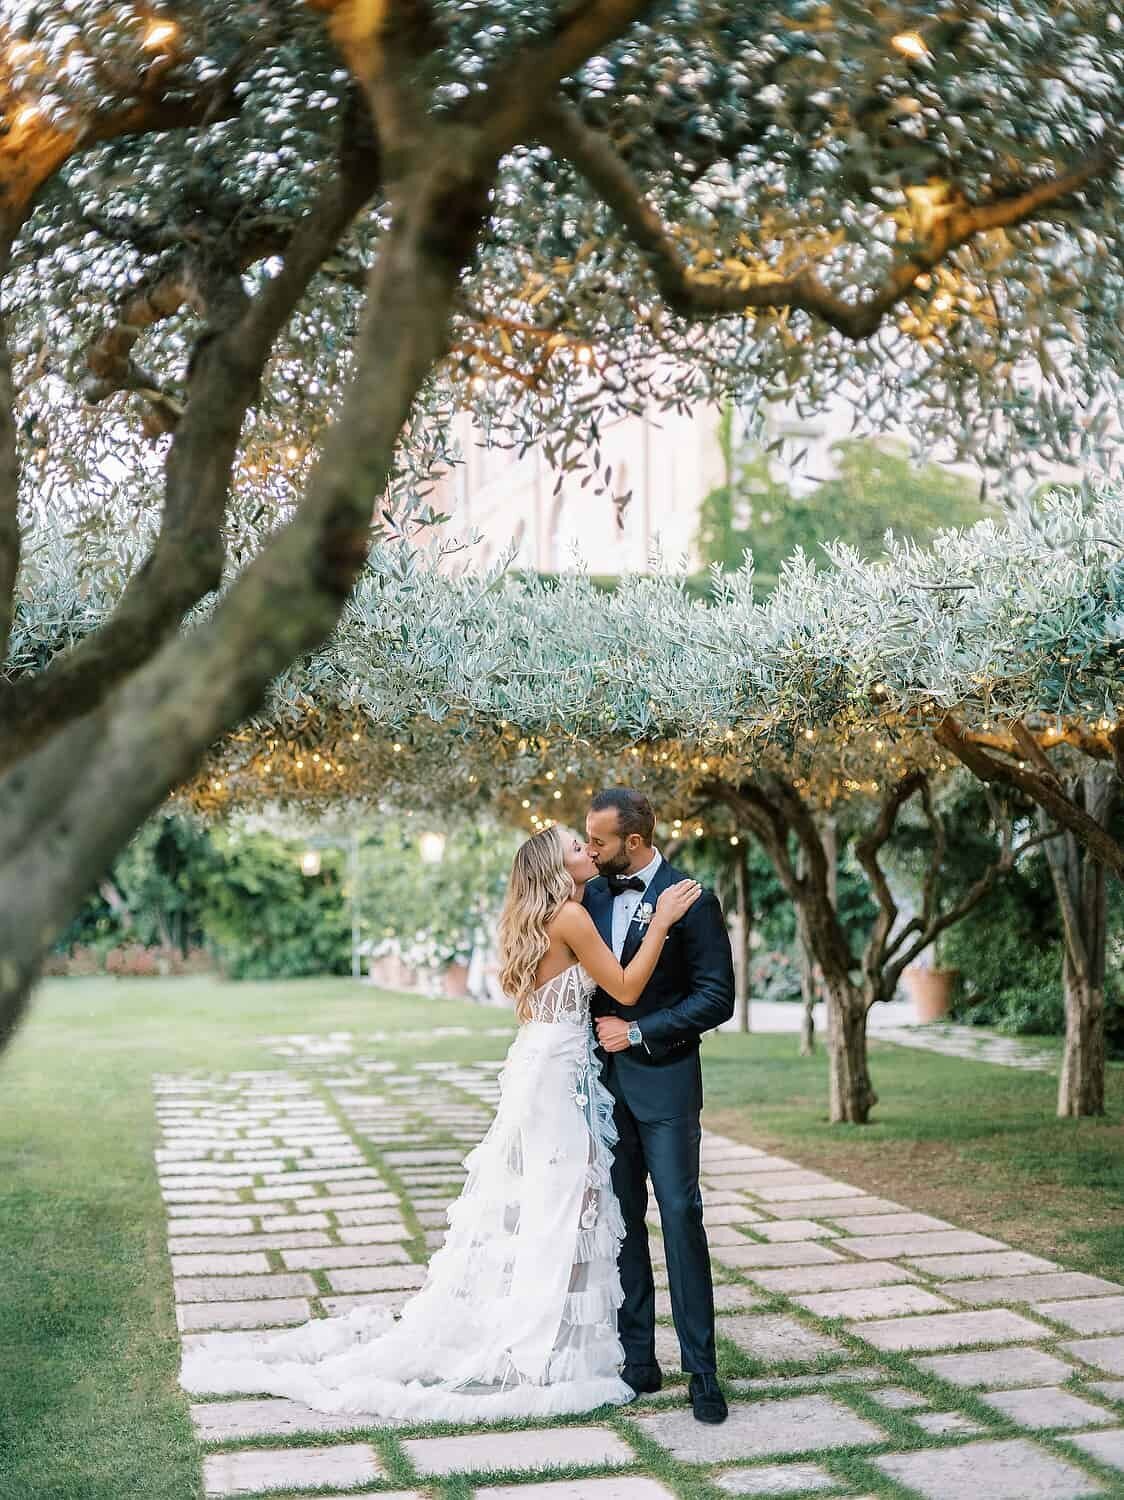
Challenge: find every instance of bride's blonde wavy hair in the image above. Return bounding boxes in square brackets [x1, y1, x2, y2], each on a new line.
[498, 825, 576, 1022]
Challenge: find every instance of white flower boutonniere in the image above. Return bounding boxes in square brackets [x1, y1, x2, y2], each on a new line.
[633, 901, 655, 931]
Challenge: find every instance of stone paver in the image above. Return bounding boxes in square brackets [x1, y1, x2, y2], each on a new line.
[713, 1462, 838, 1494]
[912, 1411, 989, 1436]
[1090, 1381, 1124, 1402]
[191, 1398, 363, 1440]
[979, 1387, 1116, 1431]
[1068, 1429, 1124, 1470]
[716, 1314, 844, 1364]
[907, 1251, 1060, 1279]
[1039, 1298, 1124, 1335]
[280, 1245, 409, 1270]
[402, 1426, 634, 1477]
[915, 1348, 1077, 1388]
[326, 1263, 428, 1293]
[177, 1298, 311, 1332]
[171, 1253, 272, 1277]
[795, 1285, 953, 1321]
[712, 1242, 843, 1270]
[169, 1232, 331, 1254]
[870, 1386, 931, 1411]
[633, 1394, 884, 1462]
[175, 1273, 317, 1302]
[1060, 1338, 1124, 1377]
[853, 1308, 1049, 1352]
[474, 1481, 677, 1499]
[874, 1438, 1103, 1498]
[765, 1196, 904, 1219]
[842, 1230, 1006, 1259]
[831, 1212, 953, 1236]
[203, 1442, 382, 1495]
[945, 1274, 1123, 1306]
[704, 1204, 766, 1226]
[750, 1261, 917, 1295]
[751, 1220, 839, 1242]
[158, 1065, 1124, 1500]
[751, 1182, 864, 1203]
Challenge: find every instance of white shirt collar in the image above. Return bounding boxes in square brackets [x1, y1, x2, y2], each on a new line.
[631, 848, 662, 891]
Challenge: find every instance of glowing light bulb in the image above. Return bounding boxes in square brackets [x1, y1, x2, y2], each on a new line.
[143, 19, 179, 50]
[891, 31, 928, 60]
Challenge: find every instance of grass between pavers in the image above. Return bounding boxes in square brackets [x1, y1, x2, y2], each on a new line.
[704, 1028, 1124, 1285]
[3, 974, 1124, 1499]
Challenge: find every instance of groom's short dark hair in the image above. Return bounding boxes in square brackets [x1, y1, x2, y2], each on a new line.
[591, 788, 655, 843]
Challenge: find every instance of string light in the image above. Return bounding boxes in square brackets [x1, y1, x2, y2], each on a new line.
[143, 19, 179, 49]
[891, 31, 929, 60]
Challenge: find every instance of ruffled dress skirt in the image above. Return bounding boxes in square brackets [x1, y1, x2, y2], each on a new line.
[180, 1010, 632, 1420]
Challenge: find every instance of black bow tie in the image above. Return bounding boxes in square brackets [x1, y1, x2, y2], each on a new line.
[607, 875, 646, 897]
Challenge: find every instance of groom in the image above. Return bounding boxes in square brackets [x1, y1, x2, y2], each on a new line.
[584, 787, 735, 1424]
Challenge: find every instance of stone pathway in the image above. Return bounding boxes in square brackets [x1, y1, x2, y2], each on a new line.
[874, 1023, 1057, 1073]
[157, 1043, 1124, 1499]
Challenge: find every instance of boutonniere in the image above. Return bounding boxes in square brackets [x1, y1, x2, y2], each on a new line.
[633, 901, 655, 930]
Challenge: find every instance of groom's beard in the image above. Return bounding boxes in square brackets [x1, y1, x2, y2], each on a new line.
[595, 850, 631, 879]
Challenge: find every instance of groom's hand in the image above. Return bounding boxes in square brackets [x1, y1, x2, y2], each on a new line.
[596, 1017, 634, 1053]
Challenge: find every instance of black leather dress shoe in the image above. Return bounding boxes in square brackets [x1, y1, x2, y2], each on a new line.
[621, 1363, 663, 1395]
[688, 1373, 728, 1423]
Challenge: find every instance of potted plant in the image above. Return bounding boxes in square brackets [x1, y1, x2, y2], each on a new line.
[903, 935, 959, 1023]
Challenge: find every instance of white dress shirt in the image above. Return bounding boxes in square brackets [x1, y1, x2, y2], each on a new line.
[610, 849, 663, 958]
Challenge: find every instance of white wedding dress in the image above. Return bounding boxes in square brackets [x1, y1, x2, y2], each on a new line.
[180, 963, 634, 1420]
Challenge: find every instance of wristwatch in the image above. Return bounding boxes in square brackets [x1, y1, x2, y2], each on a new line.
[627, 1022, 643, 1047]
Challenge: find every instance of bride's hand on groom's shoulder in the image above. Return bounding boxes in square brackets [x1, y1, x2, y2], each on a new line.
[655, 879, 702, 928]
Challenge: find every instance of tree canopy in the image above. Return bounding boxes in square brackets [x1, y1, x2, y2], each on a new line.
[4, 0, 1124, 1046]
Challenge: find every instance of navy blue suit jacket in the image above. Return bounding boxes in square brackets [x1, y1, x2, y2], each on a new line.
[584, 860, 735, 1122]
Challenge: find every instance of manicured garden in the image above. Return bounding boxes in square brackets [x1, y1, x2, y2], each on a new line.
[3, 975, 1122, 1500]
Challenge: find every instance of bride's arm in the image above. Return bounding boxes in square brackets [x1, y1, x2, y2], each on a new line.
[550, 882, 701, 1005]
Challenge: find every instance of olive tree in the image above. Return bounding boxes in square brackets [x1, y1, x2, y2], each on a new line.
[5, 0, 1124, 1057]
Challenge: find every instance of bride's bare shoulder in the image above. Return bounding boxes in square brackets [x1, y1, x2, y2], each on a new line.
[548, 899, 590, 935]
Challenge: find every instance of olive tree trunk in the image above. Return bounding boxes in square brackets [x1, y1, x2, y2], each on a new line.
[1041, 767, 1117, 1118]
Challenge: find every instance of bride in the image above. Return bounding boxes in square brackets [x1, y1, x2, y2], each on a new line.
[181, 824, 700, 1421]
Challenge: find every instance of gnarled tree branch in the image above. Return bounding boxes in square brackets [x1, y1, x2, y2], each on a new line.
[0, 127, 382, 773]
[936, 714, 1124, 878]
[538, 97, 1113, 341]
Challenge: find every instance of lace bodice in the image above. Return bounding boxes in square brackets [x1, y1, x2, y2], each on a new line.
[529, 963, 596, 1024]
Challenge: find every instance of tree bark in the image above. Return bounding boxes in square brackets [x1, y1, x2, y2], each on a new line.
[826, 978, 878, 1125]
[795, 845, 816, 1055]
[1041, 767, 1117, 1119]
[732, 843, 752, 1032]
[0, 145, 493, 1051]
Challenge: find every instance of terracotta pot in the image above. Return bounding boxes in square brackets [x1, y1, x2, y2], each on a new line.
[903, 966, 958, 1023]
[442, 961, 471, 998]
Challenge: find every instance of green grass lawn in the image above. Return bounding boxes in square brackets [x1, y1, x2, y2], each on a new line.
[0, 976, 1121, 1499]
